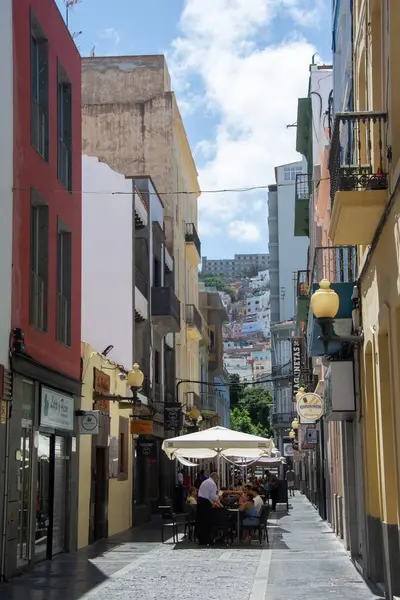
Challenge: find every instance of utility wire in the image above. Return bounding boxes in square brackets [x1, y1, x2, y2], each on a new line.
[11, 177, 331, 198]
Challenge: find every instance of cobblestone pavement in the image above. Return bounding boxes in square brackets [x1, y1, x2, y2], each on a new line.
[1, 496, 384, 600]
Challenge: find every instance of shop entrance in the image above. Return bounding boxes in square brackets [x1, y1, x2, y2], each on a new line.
[35, 434, 68, 559]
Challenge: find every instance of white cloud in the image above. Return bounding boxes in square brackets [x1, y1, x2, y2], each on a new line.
[169, 0, 321, 246]
[99, 27, 121, 52]
[228, 221, 262, 242]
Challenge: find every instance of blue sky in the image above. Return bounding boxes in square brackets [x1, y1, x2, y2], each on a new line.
[57, 0, 331, 261]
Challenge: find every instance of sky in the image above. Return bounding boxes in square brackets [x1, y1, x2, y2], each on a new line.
[57, 0, 331, 260]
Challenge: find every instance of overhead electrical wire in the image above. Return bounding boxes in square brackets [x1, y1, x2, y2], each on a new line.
[11, 176, 331, 198]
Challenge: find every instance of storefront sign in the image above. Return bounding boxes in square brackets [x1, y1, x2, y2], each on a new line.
[164, 403, 182, 430]
[79, 411, 100, 435]
[283, 443, 294, 457]
[137, 440, 157, 458]
[291, 337, 302, 398]
[299, 426, 314, 450]
[40, 387, 74, 431]
[94, 368, 110, 394]
[297, 392, 324, 421]
[131, 420, 153, 435]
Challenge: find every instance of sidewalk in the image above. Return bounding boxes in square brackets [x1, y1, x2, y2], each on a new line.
[1, 496, 384, 600]
[1, 518, 163, 600]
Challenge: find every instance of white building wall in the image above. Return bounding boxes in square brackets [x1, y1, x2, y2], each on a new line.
[276, 161, 309, 322]
[0, 0, 13, 367]
[82, 156, 133, 370]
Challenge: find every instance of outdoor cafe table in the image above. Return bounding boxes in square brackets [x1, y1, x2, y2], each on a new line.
[228, 508, 240, 542]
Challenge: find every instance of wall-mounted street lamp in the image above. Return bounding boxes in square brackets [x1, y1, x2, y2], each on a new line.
[188, 405, 201, 431]
[127, 363, 144, 399]
[310, 279, 363, 353]
[291, 417, 299, 431]
[289, 429, 296, 440]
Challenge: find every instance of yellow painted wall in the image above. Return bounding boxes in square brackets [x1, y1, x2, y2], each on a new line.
[173, 108, 201, 405]
[78, 343, 133, 549]
[354, 0, 400, 531]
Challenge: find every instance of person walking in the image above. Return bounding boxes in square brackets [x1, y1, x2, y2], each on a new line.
[286, 466, 296, 497]
[196, 472, 219, 546]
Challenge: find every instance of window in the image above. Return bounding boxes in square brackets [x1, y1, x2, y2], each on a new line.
[57, 220, 72, 346]
[30, 11, 48, 160]
[30, 190, 49, 331]
[58, 63, 72, 190]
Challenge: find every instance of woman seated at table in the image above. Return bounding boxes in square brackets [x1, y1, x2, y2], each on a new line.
[239, 492, 261, 542]
[239, 485, 252, 505]
[186, 486, 198, 505]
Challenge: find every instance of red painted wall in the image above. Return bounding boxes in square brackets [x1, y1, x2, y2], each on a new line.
[12, 0, 81, 380]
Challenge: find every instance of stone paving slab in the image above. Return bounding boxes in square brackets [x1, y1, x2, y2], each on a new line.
[0, 496, 384, 600]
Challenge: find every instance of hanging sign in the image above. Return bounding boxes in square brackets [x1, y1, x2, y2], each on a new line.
[306, 429, 318, 444]
[291, 337, 302, 398]
[79, 411, 100, 435]
[297, 392, 324, 421]
[40, 387, 74, 431]
[283, 443, 294, 457]
[137, 440, 157, 458]
[164, 403, 182, 430]
[131, 420, 153, 435]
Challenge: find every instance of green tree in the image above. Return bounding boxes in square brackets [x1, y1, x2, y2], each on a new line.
[230, 406, 269, 437]
[229, 373, 243, 409]
[238, 387, 273, 436]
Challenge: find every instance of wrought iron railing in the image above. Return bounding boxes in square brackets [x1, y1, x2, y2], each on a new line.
[185, 223, 201, 257]
[186, 304, 202, 331]
[295, 173, 312, 201]
[30, 271, 46, 331]
[311, 246, 357, 284]
[296, 270, 310, 297]
[57, 293, 70, 345]
[135, 267, 148, 299]
[58, 138, 70, 190]
[329, 111, 389, 206]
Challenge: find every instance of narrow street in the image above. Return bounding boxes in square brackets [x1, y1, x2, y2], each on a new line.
[1, 497, 383, 600]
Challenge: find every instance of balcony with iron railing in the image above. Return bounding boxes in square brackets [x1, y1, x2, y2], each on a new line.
[151, 286, 180, 335]
[185, 223, 201, 263]
[328, 111, 389, 246]
[308, 245, 357, 357]
[294, 173, 311, 237]
[186, 304, 202, 341]
[135, 267, 148, 299]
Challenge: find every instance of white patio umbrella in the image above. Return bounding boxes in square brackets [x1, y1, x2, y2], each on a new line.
[162, 426, 275, 462]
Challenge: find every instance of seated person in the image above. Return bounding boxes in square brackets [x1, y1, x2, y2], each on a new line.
[239, 485, 253, 505]
[186, 486, 198, 505]
[252, 487, 264, 515]
[239, 492, 261, 540]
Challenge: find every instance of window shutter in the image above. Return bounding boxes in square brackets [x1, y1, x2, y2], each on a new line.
[38, 205, 49, 330]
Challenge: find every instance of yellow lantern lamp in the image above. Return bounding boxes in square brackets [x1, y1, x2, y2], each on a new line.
[289, 429, 296, 440]
[127, 363, 144, 389]
[291, 417, 299, 430]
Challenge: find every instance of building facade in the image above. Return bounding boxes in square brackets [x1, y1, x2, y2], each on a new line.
[0, 0, 82, 579]
[81, 156, 179, 522]
[268, 162, 308, 325]
[201, 254, 269, 278]
[81, 55, 201, 429]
